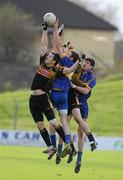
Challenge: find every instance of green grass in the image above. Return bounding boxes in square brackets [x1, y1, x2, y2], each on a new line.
[0, 89, 35, 130]
[0, 79, 123, 136]
[0, 146, 123, 180]
[88, 79, 123, 136]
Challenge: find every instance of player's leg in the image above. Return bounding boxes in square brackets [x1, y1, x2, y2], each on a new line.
[56, 137, 63, 164]
[56, 103, 76, 163]
[29, 95, 56, 159]
[67, 114, 77, 163]
[44, 109, 66, 145]
[74, 108, 97, 173]
[50, 90, 71, 158]
[49, 122, 71, 164]
[66, 88, 79, 163]
[67, 113, 76, 152]
[48, 120, 64, 164]
[43, 124, 56, 154]
[36, 121, 57, 160]
[58, 110, 71, 158]
[43, 93, 66, 143]
[48, 119, 66, 160]
[48, 112, 71, 160]
[43, 117, 65, 162]
[68, 88, 97, 150]
[72, 107, 97, 151]
[74, 126, 84, 173]
[49, 124, 56, 148]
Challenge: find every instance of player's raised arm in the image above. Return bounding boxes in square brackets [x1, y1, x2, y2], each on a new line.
[62, 53, 81, 74]
[53, 19, 64, 57]
[40, 23, 48, 56]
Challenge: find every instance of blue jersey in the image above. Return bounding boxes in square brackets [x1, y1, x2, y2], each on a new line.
[78, 69, 96, 118]
[51, 56, 74, 92]
[78, 70, 96, 103]
[59, 56, 74, 67]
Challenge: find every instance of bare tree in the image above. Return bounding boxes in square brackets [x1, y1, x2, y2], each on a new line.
[0, 3, 37, 63]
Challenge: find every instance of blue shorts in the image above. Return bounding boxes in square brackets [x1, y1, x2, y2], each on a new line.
[50, 91, 68, 110]
[80, 102, 89, 119]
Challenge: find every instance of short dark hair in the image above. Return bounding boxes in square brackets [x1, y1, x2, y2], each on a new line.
[40, 52, 60, 65]
[71, 51, 79, 62]
[52, 52, 60, 65]
[40, 53, 48, 65]
[85, 58, 95, 67]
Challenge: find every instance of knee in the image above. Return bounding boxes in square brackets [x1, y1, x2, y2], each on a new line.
[49, 123, 56, 133]
[49, 118, 57, 128]
[36, 121, 44, 130]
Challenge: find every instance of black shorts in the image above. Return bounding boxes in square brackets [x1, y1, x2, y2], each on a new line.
[68, 88, 80, 115]
[29, 94, 55, 122]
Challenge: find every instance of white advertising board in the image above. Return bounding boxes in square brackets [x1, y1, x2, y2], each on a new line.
[0, 130, 123, 151]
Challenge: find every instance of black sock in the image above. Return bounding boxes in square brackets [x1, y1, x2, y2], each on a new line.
[39, 128, 52, 147]
[87, 132, 95, 143]
[55, 125, 65, 142]
[70, 141, 76, 152]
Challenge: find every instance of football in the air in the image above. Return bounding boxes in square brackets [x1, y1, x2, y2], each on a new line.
[43, 12, 56, 26]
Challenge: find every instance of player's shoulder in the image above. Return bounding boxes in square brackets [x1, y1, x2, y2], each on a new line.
[60, 56, 73, 67]
[87, 70, 96, 79]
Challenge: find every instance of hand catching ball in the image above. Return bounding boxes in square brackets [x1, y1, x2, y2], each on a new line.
[43, 12, 56, 26]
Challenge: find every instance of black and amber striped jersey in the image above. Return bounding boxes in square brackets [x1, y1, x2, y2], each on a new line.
[31, 64, 63, 92]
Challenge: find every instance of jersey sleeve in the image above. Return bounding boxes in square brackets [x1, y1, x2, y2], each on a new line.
[87, 76, 96, 89]
[77, 73, 96, 89]
[55, 66, 64, 77]
[71, 65, 82, 85]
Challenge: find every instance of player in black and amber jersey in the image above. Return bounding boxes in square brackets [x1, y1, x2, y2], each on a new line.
[29, 24, 66, 160]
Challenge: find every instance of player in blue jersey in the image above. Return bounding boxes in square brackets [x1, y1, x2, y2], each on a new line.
[70, 57, 97, 173]
[50, 53, 80, 158]
[49, 21, 81, 158]
[54, 55, 97, 165]
[42, 42, 79, 161]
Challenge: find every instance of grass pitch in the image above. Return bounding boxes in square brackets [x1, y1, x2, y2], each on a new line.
[0, 146, 123, 180]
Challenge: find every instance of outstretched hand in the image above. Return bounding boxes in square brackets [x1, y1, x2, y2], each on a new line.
[42, 22, 48, 30]
[79, 53, 86, 62]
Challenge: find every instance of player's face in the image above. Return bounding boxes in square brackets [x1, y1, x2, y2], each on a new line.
[45, 53, 54, 65]
[67, 43, 74, 51]
[82, 60, 93, 70]
[62, 45, 73, 57]
[66, 49, 72, 57]
[62, 47, 70, 56]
